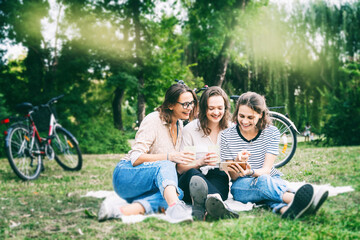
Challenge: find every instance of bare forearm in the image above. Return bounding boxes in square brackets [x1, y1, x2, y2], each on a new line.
[177, 162, 201, 174]
[250, 167, 271, 177]
[133, 153, 167, 166]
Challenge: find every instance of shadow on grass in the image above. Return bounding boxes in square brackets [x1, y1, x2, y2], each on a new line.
[0, 168, 21, 182]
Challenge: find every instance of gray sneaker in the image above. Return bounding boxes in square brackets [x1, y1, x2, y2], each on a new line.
[189, 176, 208, 220]
[304, 187, 329, 215]
[281, 184, 314, 220]
[165, 201, 193, 223]
[205, 194, 239, 219]
[98, 200, 123, 221]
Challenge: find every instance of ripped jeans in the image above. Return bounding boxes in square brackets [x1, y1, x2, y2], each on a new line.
[231, 174, 290, 213]
[113, 160, 184, 214]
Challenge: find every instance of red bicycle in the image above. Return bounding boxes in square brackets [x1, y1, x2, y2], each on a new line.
[1, 95, 82, 180]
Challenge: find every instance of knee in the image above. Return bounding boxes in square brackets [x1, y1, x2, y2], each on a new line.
[254, 174, 272, 189]
[182, 168, 202, 178]
[257, 174, 271, 183]
[157, 160, 176, 170]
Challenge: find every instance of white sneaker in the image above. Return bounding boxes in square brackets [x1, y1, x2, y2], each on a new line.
[165, 201, 193, 223]
[98, 200, 123, 221]
[205, 194, 239, 219]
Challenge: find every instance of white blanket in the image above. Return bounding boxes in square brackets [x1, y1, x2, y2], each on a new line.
[83, 182, 354, 224]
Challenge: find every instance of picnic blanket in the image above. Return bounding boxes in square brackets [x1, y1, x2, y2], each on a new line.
[83, 181, 354, 224]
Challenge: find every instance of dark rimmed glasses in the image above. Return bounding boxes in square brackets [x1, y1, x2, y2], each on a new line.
[177, 100, 195, 109]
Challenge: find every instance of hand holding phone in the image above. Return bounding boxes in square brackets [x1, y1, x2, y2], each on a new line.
[220, 161, 247, 172]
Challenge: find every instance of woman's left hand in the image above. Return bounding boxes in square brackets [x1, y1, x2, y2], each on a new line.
[201, 152, 219, 166]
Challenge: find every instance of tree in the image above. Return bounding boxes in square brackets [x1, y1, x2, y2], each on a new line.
[184, 0, 258, 87]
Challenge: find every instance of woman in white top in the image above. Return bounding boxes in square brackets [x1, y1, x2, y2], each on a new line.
[98, 83, 198, 223]
[177, 86, 238, 220]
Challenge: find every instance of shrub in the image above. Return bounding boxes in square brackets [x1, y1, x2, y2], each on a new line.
[76, 118, 131, 154]
[322, 62, 360, 146]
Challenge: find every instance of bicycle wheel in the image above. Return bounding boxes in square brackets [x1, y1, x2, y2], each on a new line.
[270, 112, 297, 168]
[52, 126, 82, 171]
[5, 124, 42, 180]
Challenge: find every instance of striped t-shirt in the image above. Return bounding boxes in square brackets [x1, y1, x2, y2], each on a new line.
[220, 124, 281, 176]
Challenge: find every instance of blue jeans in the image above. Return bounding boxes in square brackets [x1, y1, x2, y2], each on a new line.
[113, 160, 184, 214]
[231, 174, 290, 213]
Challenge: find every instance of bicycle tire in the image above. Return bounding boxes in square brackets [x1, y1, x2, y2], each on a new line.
[269, 112, 297, 168]
[52, 126, 82, 171]
[5, 124, 42, 180]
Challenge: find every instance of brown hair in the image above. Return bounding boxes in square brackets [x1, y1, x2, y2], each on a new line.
[198, 86, 230, 136]
[232, 91, 272, 130]
[157, 83, 198, 124]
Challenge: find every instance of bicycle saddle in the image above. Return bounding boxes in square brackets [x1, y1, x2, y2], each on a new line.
[15, 102, 33, 114]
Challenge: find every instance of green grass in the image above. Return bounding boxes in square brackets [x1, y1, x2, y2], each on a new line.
[0, 146, 359, 239]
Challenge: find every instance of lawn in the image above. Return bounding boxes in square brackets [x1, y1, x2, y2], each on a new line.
[0, 145, 359, 239]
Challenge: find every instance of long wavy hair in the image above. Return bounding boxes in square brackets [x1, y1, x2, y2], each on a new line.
[232, 91, 272, 130]
[157, 83, 198, 124]
[198, 86, 230, 136]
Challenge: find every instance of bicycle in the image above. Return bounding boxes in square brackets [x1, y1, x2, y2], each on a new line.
[1, 95, 82, 180]
[229, 95, 299, 168]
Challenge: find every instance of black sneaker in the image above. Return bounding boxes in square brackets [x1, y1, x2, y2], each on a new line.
[281, 184, 315, 220]
[205, 194, 239, 219]
[189, 176, 208, 220]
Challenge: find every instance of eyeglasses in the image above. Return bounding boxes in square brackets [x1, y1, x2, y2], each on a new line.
[177, 100, 195, 109]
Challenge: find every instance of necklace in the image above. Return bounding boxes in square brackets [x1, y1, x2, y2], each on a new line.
[169, 124, 177, 145]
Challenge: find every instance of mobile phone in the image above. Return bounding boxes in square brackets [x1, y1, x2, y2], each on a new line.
[219, 161, 247, 172]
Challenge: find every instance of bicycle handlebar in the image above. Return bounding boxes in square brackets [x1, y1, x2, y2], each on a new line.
[195, 85, 208, 94]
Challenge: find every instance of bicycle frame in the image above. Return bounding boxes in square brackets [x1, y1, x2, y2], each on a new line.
[18, 107, 61, 158]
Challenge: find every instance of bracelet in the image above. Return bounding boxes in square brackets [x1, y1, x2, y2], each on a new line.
[250, 169, 255, 176]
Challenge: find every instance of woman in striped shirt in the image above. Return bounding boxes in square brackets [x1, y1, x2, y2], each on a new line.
[219, 92, 328, 219]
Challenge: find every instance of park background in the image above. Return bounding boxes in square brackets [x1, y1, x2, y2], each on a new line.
[0, 0, 359, 239]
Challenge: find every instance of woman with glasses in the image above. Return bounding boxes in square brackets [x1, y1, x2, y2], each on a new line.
[98, 83, 198, 223]
[177, 86, 238, 220]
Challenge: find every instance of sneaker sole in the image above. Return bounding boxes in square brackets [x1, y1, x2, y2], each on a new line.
[205, 196, 239, 219]
[189, 176, 208, 220]
[98, 202, 109, 221]
[167, 215, 194, 224]
[313, 190, 329, 214]
[282, 184, 314, 220]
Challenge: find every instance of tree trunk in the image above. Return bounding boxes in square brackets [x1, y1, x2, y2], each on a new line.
[211, 37, 234, 87]
[112, 87, 125, 130]
[25, 46, 44, 98]
[208, 0, 247, 87]
[132, 0, 146, 125]
[137, 77, 145, 124]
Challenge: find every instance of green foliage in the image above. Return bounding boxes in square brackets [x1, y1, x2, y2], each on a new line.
[76, 117, 131, 154]
[0, 93, 9, 157]
[1, 0, 360, 148]
[322, 63, 360, 146]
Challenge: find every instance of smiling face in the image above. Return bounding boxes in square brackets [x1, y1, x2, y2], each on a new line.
[170, 91, 194, 121]
[206, 95, 225, 125]
[237, 105, 262, 134]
